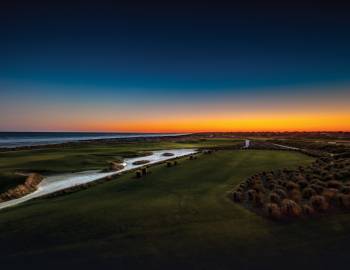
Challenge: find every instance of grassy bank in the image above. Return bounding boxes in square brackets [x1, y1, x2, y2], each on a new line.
[2, 150, 348, 269]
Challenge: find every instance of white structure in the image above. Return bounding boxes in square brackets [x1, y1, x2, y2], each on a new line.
[244, 139, 250, 148]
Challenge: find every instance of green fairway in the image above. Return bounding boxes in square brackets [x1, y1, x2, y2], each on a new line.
[1, 150, 350, 269]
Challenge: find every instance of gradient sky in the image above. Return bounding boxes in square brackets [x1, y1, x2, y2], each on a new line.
[1, 1, 350, 132]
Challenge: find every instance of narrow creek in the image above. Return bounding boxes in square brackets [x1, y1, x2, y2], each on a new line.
[0, 149, 197, 210]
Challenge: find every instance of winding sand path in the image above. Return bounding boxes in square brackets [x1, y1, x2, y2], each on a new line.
[271, 143, 300, 150]
[0, 149, 196, 211]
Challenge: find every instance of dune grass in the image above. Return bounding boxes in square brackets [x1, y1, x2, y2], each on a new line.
[2, 150, 349, 269]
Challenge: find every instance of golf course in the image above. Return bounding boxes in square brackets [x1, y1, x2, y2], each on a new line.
[1, 143, 350, 269]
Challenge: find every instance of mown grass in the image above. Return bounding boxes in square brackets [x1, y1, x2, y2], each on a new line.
[2, 150, 348, 269]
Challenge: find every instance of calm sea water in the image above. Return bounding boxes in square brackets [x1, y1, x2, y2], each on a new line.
[0, 132, 187, 148]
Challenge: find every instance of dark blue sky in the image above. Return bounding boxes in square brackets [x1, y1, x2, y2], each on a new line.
[1, 1, 350, 131]
[2, 1, 350, 91]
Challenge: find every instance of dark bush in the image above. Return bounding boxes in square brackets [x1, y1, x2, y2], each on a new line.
[303, 187, 316, 199]
[302, 204, 315, 216]
[322, 188, 338, 202]
[311, 180, 326, 187]
[281, 199, 302, 218]
[135, 170, 142, 178]
[289, 189, 302, 203]
[265, 203, 281, 219]
[310, 184, 324, 194]
[297, 180, 309, 189]
[232, 191, 243, 202]
[337, 194, 350, 209]
[254, 193, 264, 208]
[341, 186, 350, 194]
[327, 180, 343, 189]
[269, 192, 281, 204]
[286, 181, 299, 191]
[141, 168, 148, 176]
[274, 188, 287, 199]
[310, 195, 329, 212]
[246, 189, 257, 201]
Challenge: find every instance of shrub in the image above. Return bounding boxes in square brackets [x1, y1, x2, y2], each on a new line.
[310, 184, 324, 194]
[135, 170, 142, 178]
[274, 188, 287, 199]
[232, 191, 243, 202]
[246, 189, 257, 201]
[265, 203, 281, 219]
[238, 182, 247, 190]
[302, 187, 316, 199]
[107, 162, 125, 172]
[322, 188, 338, 202]
[289, 189, 302, 203]
[327, 180, 343, 189]
[252, 183, 265, 193]
[286, 181, 299, 191]
[166, 162, 172, 167]
[254, 193, 265, 208]
[302, 204, 315, 216]
[337, 194, 350, 209]
[268, 183, 277, 191]
[281, 199, 302, 218]
[236, 187, 244, 193]
[311, 180, 326, 187]
[298, 166, 305, 172]
[341, 186, 350, 194]
[269, 192, 281, 204]
[310, 195, 329, 212]
[324, 175, 333, 182]
[142, 168, 148, 176]
[297, 180, 309, 189]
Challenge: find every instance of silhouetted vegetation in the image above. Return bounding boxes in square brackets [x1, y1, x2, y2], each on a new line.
[230, 154, 350, 220]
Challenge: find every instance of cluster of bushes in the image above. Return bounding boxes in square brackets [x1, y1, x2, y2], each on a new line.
[229, 156, 350, 220]
[103, 161, 125, 172]
[0, 173, 43, 202]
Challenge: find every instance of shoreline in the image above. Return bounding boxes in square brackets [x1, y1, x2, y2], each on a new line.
[0, 133, 192, 152]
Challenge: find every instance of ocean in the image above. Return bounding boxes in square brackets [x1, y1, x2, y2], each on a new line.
[0, 132, 187, 148]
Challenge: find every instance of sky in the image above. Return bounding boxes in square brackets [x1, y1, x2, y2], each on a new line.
[1, 1, 350, 132]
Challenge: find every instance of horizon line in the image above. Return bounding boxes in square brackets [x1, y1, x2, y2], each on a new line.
[1, 130, 350, 133]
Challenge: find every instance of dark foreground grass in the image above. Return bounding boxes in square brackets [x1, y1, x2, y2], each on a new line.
[0, 150, 349, 269]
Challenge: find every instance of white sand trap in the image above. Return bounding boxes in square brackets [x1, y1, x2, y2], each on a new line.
[0, 149, 196, 210]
